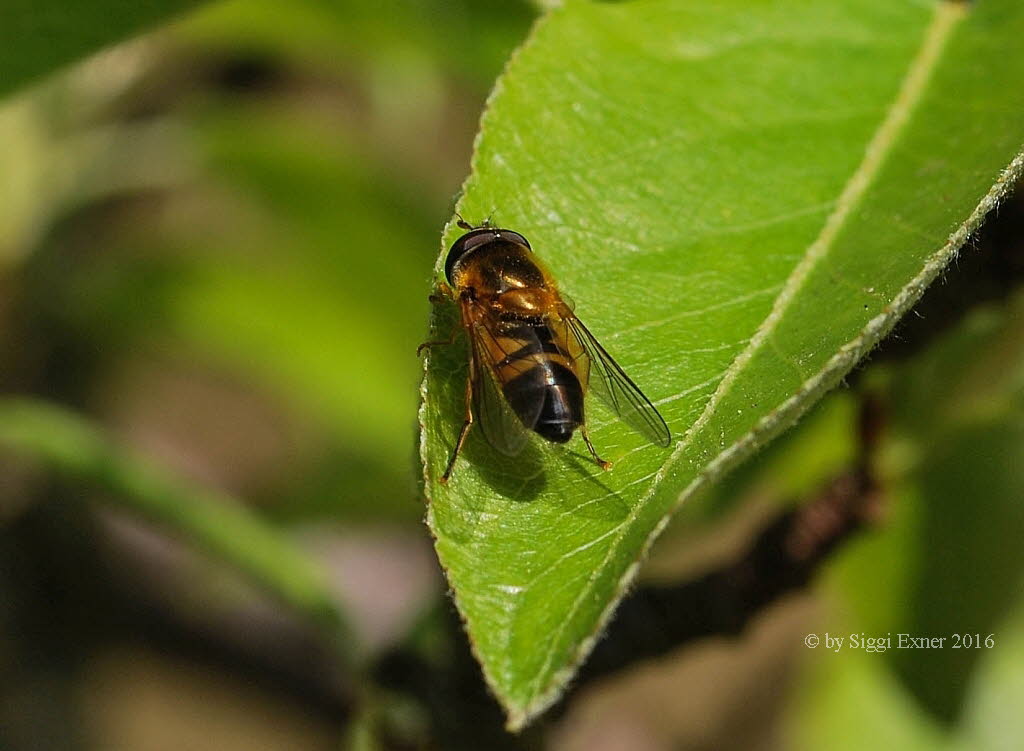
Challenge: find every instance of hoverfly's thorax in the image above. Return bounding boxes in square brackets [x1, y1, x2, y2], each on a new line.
[471, 245, 546, 293]
[493, 287, 556, 320]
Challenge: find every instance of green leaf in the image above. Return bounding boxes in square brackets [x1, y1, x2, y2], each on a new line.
[894, 415, 1024, 720]
[959, 599, 1024, 751]
[789, 645, 947, 751]
[0, 0, 208, 99]
[184, 0, 533, 90]
[419, 0, 1024, 729]
[790, 293, 1024, 748]
[825, 292, 1024, 728]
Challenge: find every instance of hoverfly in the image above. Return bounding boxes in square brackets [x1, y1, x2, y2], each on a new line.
[422, 220, 671, 483]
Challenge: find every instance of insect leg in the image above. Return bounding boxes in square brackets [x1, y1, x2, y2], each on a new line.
[416, 327, 458, 357]
[580, 426, 612, 471]
[419, 283, 460, 355]
[440, 342, 475, 484]
[428, 281, 454, 304]
[440, 294, 477, 484]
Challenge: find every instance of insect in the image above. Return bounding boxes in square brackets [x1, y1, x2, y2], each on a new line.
[422, 220, 671, 483]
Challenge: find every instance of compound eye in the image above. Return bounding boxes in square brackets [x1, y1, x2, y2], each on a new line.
[445, 229, 498, 283]
[498, 230, 531, 250]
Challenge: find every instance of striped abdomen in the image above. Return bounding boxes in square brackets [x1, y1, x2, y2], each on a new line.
[489, 321, 585, 443]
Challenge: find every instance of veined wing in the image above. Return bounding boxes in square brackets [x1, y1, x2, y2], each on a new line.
[467, 303, 545, 456]
[564, 315, 671, 448]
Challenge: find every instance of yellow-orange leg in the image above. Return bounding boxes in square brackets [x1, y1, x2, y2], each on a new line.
[580, 426, 612, 471]
[440, 338, 476, 484]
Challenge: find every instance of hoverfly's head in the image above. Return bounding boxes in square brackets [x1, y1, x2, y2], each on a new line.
[444, 227, 531, 284]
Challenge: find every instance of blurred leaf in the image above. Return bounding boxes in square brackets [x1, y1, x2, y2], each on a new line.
[791, 551, 1024, 751]
[958, 600, 1024, 751]
[420, 0, 1024, 728]
[887, 297, 1024, 443]
[163, 104, 437, 518]
[788, 288, 1024, 747]
[0, 397, 355, 657]
[790, 644, 946, 751]
[901, 414, 1024, 719]
[0, 0, 208, 98]
[829, 292, 1024, 727]
[184, 0, 533, 89]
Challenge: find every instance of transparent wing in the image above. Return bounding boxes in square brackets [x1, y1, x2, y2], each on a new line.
[468, 305, 544, 456]
[565, 315, 672, 448]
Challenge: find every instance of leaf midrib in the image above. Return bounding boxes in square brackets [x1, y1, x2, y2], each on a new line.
[515, 0, 966, 727]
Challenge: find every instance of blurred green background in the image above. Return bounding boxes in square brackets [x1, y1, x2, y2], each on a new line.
[2, 1, 1024, 749]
